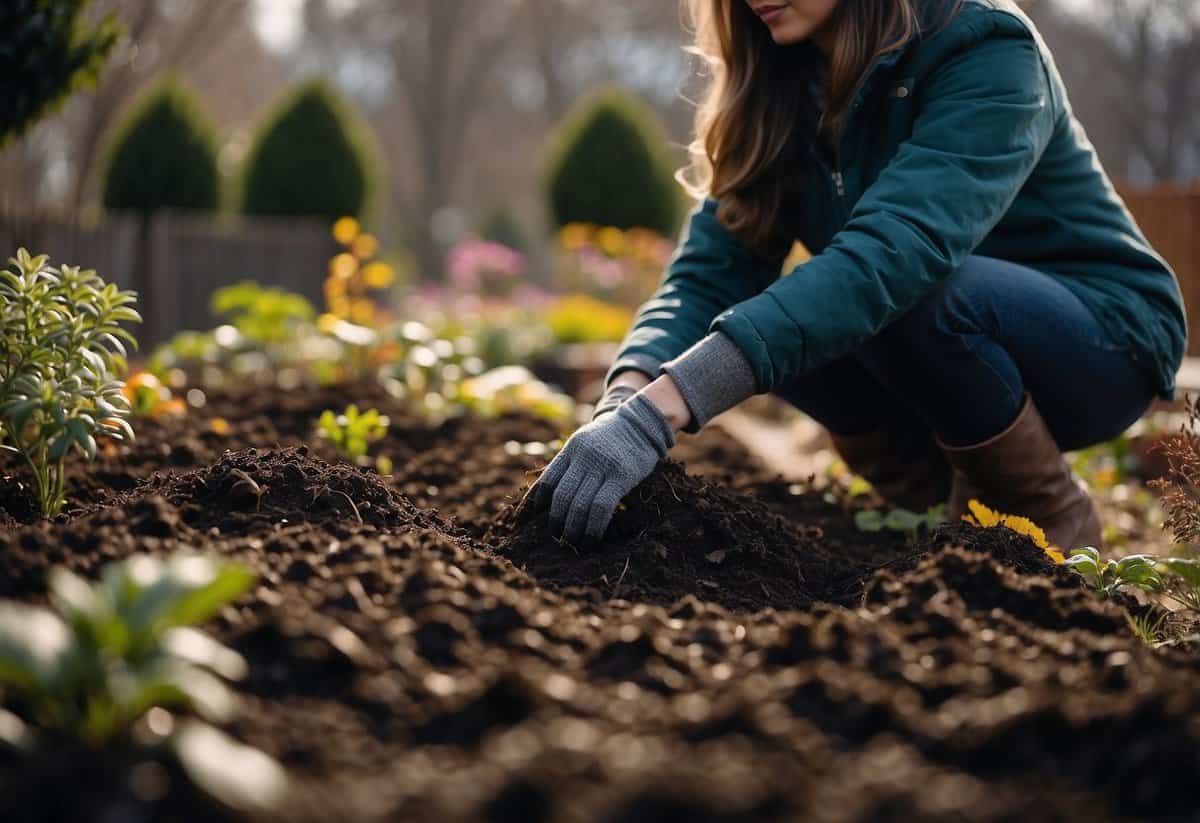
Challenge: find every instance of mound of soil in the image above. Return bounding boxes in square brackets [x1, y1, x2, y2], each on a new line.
[2, 381, 1199, 822]
[493, 460, 908, 612]
[134, 446, 446, 535]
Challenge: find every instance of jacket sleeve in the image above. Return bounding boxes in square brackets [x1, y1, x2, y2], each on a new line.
[711, 31, 1058, 392]
[606, 196, 784, 384]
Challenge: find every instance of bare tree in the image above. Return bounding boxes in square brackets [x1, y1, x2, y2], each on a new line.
[65, 0, 248, 208]
[1030, 0, 1199, 183]
[303, 0, 529, 278]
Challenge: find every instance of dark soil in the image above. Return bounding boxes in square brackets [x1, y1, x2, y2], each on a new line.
[493, 460, 904, 612]
[1, 379, 1198, 822]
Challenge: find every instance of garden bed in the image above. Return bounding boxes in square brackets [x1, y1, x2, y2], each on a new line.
[1, 381, 1198, 821]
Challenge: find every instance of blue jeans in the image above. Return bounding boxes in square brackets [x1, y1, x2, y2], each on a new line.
[774, 256, 1156, 450]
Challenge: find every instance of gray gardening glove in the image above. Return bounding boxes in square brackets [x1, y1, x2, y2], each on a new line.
[527, 393, 675, 544]
[591, 382, 638, 420]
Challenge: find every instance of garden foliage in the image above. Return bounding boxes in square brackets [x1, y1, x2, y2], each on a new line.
[545, 89, 683, 236]
[0, 552, 286, 811]
[0, 0, 119, 144]
[240, 79, 379, 221]
[101, 78, 221, 216]
[318, 404, 389, 462]
[0, 249, 140, 517]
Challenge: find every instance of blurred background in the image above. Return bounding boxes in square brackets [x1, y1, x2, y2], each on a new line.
[0, 0, 1197, 381]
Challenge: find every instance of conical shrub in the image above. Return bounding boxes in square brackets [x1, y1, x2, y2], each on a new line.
[545, 89, 683, 236]
[240, 78, 378, 221]
[101, 78, 220, 215]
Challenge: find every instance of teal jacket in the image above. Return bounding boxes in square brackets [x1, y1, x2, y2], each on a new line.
[610, 0, 1186, 398]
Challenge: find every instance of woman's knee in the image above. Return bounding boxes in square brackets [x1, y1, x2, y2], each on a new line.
[858, 258, 1000, 370]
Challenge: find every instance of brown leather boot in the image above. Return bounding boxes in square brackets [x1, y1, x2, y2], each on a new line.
[831, 428, 952, 512]
[940, 394, 1103, 551]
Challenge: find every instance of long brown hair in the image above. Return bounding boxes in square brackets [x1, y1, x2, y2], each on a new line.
[679, 0, 945, 257]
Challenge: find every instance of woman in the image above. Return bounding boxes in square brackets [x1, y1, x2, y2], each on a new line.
[529, 0, 1185, 551]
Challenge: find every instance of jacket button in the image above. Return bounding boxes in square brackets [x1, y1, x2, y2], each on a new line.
[894, 86, 910, 98]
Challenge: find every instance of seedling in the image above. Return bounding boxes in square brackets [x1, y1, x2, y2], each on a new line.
[210, 281, 315, 346]
[0, 249, 141, 516]
[1065, 547, 1163, 600]
[317, 404, 389, 462]
[123, 370, 185, 418]
[855, 504, 946, 539]
[0, 553, 286, 811]
[1125, 609, 1170, 646]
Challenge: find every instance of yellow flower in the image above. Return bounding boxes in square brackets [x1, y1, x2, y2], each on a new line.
[963, 499, 1065, 564]
[332, 216, 360, 246]
[328, 253, 359, 280]
[558, 223, 593, 251]
[351, 233, 379, 259]
[596, 226, 626, 257]
[544, 294, 633, 344]
[361, 261, 396, 289]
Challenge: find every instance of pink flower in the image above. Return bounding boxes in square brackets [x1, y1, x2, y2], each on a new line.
[446, 238, 527, 292]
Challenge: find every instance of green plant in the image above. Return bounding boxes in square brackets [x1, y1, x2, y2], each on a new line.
[0, 249, 141, 516]
[1125, 609, 1170, 645]
[0, 0, 119, 144]
[0, 552, 285, 811]
[545, 88, 683, 236]
[211, 281, 316, 346]
[101, 78, 221, 216]
[318, 404, 389, 461]
[1155, 557, 1200, 612]
[1065, 547, 1163, 600]
[241, 78, 380, 221]
[0, 553, 253, 744]
[855, 505, 947, 539]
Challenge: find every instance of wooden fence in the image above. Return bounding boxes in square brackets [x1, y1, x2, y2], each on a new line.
[1118, 183, 1200, 355]
[1, 186, 1196, 352]
[0, 209, 338, 348]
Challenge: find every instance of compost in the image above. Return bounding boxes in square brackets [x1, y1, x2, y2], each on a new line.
[1, 381, 1198, 822]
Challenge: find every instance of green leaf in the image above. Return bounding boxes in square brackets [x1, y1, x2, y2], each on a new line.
[172, 721, 288, 813]
[883, 509, 926, 533]
[0, 604, 73, 693]
[127, 658, 237, 723]
[1158, 557, 1200, 590]
[161, 628, 247, 680]
[854, 510, 885, 533]
[49, 568, 105, 622]
[124, 556, 255, 637]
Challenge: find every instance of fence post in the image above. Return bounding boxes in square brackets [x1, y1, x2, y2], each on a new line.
[144, 214, 177, 349]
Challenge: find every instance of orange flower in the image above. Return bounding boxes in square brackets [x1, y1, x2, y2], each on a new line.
[328, 253, 359, 281]
[351, 233, 379, 259]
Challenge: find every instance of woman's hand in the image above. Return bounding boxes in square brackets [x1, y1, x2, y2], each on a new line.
[526, 390, 679, 544]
